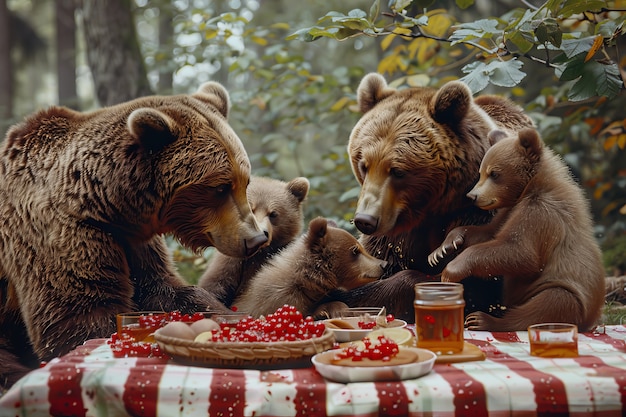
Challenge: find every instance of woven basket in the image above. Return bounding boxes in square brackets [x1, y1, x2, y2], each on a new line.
[154, 328, 336, 369]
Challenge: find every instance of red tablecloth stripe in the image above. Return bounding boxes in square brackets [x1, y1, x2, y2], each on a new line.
[123, 358, 167, 416]
[208, 369, 247, 416]
[47, 357, 87, 417]
[470, 339, 570, 415]
[574, 355, 626, 412]
[433, 363, 489, 417]
[292, 368, 327, 416]
[374, 381, 410, 416]
[584, 331, 626, 352]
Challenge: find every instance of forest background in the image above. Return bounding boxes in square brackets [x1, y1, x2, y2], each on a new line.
[1, 0, 625, 320]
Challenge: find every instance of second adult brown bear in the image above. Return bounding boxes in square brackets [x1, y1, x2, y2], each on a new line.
[320, 73, 534, 321]
[428, 128, 605, 331]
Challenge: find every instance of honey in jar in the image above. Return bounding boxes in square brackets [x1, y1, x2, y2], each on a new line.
[414, 282, 465, 354]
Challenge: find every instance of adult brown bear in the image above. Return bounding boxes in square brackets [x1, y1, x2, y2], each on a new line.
[0, 82, 267, 390]
[321, 73, 534, 321]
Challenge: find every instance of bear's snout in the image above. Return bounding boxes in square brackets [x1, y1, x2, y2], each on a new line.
[354, 213, 378, 235]
[245, 232, 269, 257]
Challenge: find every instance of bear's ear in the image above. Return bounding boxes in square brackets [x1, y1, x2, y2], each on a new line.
[194, 81, 231, 118]
[430, 81, 473, 125]
[518, 128, 543, 163]
[357, 73, 396, 113]
[306, 217, 328, 247]
[487, 129, 508, 146]
[287, 177, 310, 203]
[127, 108, 179, 153]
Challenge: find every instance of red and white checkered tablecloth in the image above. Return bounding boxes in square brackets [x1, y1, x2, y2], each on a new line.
[1, 326, 625, 417]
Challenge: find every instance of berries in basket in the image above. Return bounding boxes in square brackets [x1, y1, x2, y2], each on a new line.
[153, 305, 335, 369]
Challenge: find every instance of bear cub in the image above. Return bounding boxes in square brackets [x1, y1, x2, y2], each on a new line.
[198, 176, 309, 307]
[232, 217, 388, 317]
[428, 128, 605, 331]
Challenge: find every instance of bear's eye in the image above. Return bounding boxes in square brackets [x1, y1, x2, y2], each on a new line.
[351, 246, 360, 256]
[269, 211, 278, 219]
[489, 171, 500, 180]
[214, 184, 231, 196]
[390, 168, 405, 178]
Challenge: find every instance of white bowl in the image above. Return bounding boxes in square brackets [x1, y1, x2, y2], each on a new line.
[311, 347, 436, 382]
[323, 317, 408, 342]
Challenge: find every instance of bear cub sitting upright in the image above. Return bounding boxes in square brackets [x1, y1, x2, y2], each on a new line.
[233, 217, 388, 317]
[428, 128, 605, 332]
[198, 176, 310, 307]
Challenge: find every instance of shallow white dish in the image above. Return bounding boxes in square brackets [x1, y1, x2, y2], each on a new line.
[323, 317, 407, 342]
[311, 347, 436, 382]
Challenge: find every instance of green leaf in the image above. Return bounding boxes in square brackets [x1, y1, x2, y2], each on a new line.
[459, 61, 491, 93]
[449, 19, 500, 45]
[286, 27, 321, 42]
[544, 0, 563, 15]
[535, 23, 549, 44]
[508, 30, 535, 53]
[456, 0, 475, 9]
[487, 59, 526, 87]
[347, 9, 367, 18]
[559, 54, 586, 81]
[388, 0, 413, 12]
[569, 60, 622, 101]
[460, 59, 526, 93]
[559, 0, 608, 18]
[560, 37, 596, 59]
[368, 0, 381, 22]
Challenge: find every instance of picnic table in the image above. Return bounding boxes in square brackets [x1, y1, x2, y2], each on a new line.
[0, 325, 624, 416]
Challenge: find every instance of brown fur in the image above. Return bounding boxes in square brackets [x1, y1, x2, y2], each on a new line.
[198, 176, 309, 306]
[0, 82, 267, 391]
[320, 73, 534, 321]
[233, 217, 388, 317]
[428, 128, 605, 331]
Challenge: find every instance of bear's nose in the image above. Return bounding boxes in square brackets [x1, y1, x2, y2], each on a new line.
[354, 213, 378, 235]
[244, 232, 268, 257]
[466, 192, 477, 201]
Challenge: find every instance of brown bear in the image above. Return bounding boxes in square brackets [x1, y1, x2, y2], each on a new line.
[320, 73, 534, 321]
[232, 217, 388, 317]
[198, 175, 310, 307]
[427, 128, 605, 331]
[0, 82, 268, 391]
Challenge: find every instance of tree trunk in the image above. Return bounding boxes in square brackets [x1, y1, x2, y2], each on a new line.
[81, 0, 152, 106]
[56, 0, 78, 109]
[157, 4, 173, 93]
[0, 0, 13, 133]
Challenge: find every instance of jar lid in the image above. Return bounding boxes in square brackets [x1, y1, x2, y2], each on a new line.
[414, 282, 463, 301]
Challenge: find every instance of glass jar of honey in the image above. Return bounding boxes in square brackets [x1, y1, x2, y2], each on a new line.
[414, 282, 465, 354]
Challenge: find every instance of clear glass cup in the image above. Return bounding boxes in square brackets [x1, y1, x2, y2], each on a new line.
[414, 282, 465, 354]
[528, 323, 578, 358]
[116, 311, 167, 343]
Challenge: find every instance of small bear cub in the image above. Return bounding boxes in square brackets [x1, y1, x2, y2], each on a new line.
[232, 217, 388, 318]
[428, 128, 605, 332]
[198, 176, 309, 307]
